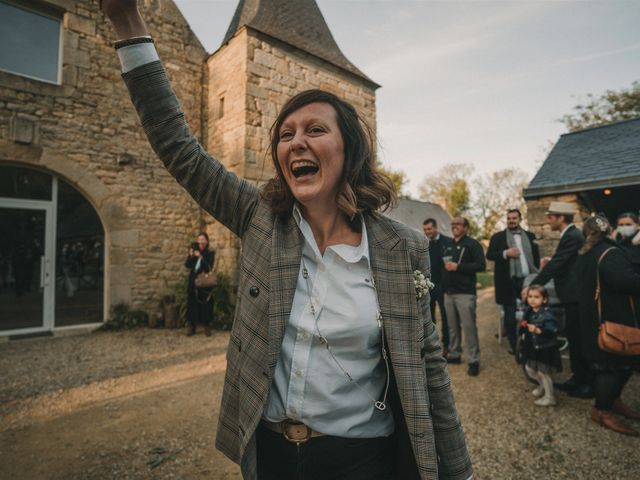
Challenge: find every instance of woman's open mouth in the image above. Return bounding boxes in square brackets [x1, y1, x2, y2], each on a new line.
[291, 160, 319, 179]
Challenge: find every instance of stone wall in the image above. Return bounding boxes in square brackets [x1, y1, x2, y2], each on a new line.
[204, 27, 378, 282]
[0, 0, 207, 314]
[525, 193, 591, 257]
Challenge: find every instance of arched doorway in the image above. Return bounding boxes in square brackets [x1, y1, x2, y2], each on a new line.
[0, 165, 105, 336]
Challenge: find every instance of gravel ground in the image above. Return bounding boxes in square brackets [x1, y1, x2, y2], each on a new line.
[0, 288, 638, 479]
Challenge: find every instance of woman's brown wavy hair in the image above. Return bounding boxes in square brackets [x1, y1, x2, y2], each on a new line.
[261, 89, 397, 226]
[579, 215, 612, 255]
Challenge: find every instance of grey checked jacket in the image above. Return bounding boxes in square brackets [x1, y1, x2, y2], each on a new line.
[122, 61, 473, 480]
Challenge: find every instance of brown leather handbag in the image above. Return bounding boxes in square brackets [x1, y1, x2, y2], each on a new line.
[595, 248, 640, 356]
[195, 271, 217, 289]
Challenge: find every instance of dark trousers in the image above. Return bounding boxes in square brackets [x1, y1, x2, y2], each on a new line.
[502, 277, 525, 349]
[564, 302, 590, 385]
[594, 369, 632, 411]
[186, 290, 213, 326]
[430, 289, 449, 349]
[256, 424, 394, 480]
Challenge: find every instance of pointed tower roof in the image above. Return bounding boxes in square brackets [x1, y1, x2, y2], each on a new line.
[222, 0, 378, 87]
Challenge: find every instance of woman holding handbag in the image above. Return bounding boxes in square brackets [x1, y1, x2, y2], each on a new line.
[185, 232, 215, 336]
[575, 216, 640, 436]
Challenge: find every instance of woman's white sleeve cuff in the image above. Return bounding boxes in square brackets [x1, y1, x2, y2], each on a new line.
[117, 43, 160, 73]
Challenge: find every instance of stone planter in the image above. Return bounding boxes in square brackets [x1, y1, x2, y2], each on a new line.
[163, 303, 179, 329]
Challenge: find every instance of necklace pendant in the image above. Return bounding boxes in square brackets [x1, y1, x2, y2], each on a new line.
[374, 401, 386, 411]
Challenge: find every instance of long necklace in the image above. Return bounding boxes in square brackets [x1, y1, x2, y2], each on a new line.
[301, 257, 390, 412]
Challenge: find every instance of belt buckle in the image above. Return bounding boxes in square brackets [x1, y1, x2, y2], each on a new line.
[281, 420, 312, 444]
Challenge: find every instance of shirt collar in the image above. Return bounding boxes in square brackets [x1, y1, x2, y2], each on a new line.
[560, 223, 574, 238]
[292, 203, 369, 264]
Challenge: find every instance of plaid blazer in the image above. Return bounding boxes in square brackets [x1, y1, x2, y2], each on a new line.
[123, 61, 473, 480]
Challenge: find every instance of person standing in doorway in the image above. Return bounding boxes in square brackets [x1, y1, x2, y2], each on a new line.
[443, 217, 486, 376]
[185, 232, 215, 337]
[487, 209, 540, 354]
[528, 202, 592, 398]
[422, 218, 454, 357]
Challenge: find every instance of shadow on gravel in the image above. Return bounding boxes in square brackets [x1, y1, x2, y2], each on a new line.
[0, 329, 230, 405]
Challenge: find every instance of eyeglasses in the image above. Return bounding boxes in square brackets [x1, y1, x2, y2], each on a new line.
[451, 222, 465, 226]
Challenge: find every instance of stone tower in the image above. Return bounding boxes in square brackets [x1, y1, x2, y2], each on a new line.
[205, 0, 379, 280]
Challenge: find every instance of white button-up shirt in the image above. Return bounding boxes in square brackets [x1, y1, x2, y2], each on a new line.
[263, 205, 394, 438]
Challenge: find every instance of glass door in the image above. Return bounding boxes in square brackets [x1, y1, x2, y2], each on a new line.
[0, 202, 54, 335]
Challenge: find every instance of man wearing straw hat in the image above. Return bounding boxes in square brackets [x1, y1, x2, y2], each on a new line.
[442, 217, 486, 376]
[528, 201, 592, 398]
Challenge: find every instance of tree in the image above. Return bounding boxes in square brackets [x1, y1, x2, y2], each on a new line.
[417, 163, 473, 216]
[561, 80, 640, 132]
[418, 164, 530, 240]
[471, 168, 530, 239]
[377, 162, 410, 198]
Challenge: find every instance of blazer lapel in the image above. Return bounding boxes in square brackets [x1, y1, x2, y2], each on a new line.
[267, 215, 303, 368]
[365, 215, 422, 362]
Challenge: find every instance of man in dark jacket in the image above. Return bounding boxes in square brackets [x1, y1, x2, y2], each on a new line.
[528, 202, 591, 398]
[423, 218, 454, 356]
[443, 217, 486, 376]
[487, 209, 540, 352]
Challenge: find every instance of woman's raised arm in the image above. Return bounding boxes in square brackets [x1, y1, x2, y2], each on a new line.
[101, 0, 148, 39]
[100, 0, 259, 238]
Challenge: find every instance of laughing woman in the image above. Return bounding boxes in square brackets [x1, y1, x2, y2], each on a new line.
[100, 1, 473, 478]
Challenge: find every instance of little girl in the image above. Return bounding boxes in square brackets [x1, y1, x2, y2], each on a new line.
[521, 285, 562, 407]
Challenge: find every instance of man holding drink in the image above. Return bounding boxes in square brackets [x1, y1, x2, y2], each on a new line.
[442, 217, 486, 376]
[486, 209, 540, 353]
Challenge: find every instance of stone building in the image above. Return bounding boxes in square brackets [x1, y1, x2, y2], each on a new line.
[0, 0, 378, 337]
[523, 118, 640, 256]
[204, 0, 379, 276]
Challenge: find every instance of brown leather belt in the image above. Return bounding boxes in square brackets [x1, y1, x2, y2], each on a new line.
[261, 419, 325, 444]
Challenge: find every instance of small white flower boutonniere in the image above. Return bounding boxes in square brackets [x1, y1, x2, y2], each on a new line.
[414, 270, 434, 299]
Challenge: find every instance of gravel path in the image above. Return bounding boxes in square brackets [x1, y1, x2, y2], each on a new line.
[0, 288, 638, 479]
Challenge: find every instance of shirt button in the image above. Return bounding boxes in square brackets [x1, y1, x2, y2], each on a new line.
[295, 369, 302, 377]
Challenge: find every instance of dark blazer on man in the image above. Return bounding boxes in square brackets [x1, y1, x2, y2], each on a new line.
[530, 225, 584, 304]
[486, 229, 540, 305]
[122, 60, 473, 480]
[428, 234, 454, 295]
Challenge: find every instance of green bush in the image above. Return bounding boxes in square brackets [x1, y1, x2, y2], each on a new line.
[211, 273, 236, 330]
[172, 274, 189, 326]
[98, 303, 149, 331]
[477, 272, 494, 289]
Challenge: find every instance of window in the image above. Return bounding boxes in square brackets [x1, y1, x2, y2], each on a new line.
[0, 1, 63, 84]
[0, 166, 52, 200]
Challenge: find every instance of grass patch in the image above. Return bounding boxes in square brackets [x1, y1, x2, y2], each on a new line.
[477, 272, 494, 289]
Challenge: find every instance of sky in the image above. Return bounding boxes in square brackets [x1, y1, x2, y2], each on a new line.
[174, 0, 640, 197]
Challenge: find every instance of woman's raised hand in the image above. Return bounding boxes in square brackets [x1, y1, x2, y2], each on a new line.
[99, 0, 149, 39]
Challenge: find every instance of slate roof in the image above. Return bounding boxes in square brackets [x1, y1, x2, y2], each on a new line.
[384, 198, 452, 237]
[524, 117, 640, 198]
[221, 0, 378, 87]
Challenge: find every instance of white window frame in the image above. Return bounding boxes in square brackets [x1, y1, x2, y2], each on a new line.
[0, 0, 64, 85]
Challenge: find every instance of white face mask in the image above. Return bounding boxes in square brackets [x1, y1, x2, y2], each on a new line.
[618, 225, 638, 238]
